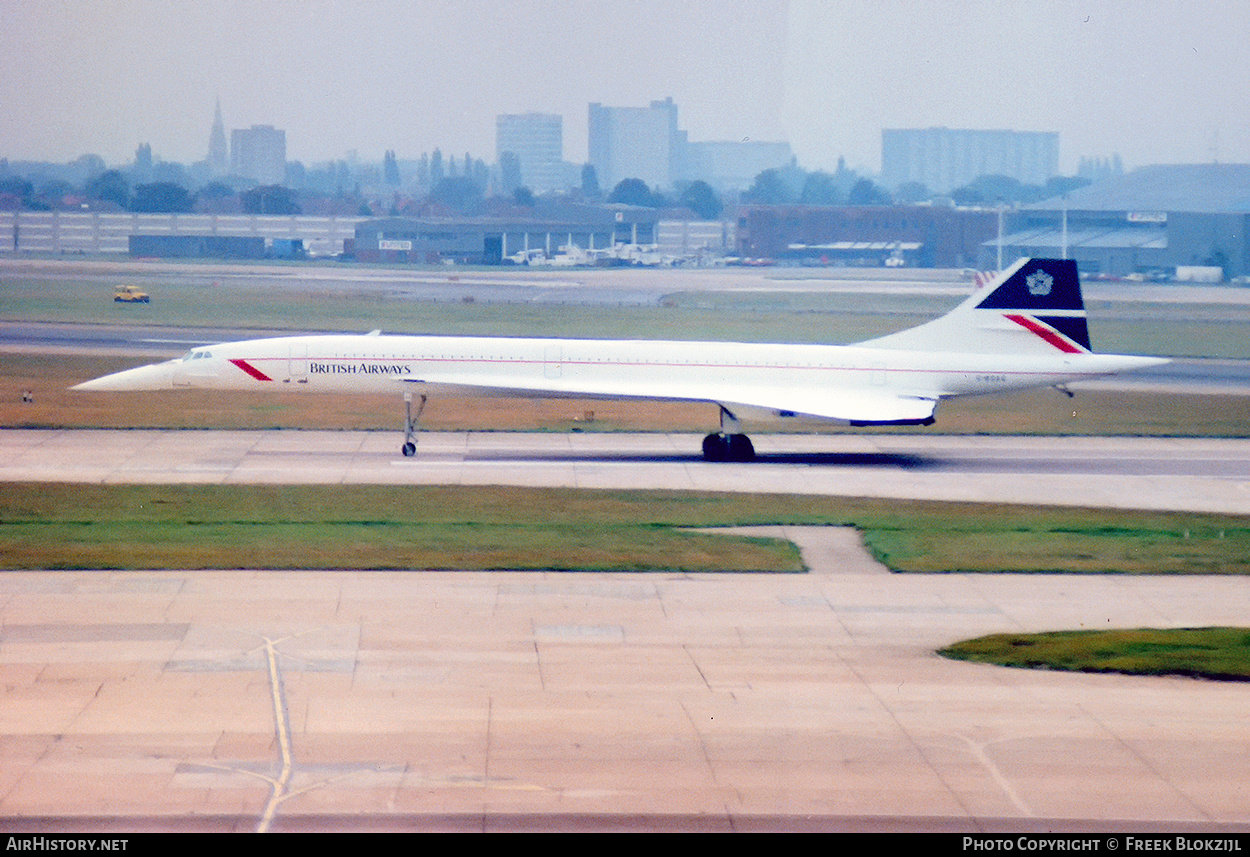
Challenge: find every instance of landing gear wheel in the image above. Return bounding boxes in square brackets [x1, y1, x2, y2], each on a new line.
[702, 433, 728, 462]
[703, 433, 755, 462]
[400, 392, 427, 459]
[727, 433, 755, 462]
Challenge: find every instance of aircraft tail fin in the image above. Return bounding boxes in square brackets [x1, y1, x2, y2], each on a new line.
[858, 258, 1092, 355]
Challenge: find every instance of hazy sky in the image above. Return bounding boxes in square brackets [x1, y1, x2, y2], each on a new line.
[3, 0, 1249, 176]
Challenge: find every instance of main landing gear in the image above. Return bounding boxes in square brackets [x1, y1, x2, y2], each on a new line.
[401, 391, 427, 457]
[701, 405, 756, 462]
[702, 432, 755, 462]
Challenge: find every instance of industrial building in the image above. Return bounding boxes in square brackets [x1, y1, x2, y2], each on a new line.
[737, 204, 997, 268]
[0, 211, 361, 257]
[656, 219, 736, 260]
[984, 163, 1250, 278]
[1, 207, 710, 264]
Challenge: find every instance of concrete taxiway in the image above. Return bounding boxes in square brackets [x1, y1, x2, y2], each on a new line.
[3, 428, 1250, 514]
[2, 565, 1248, 833]
[2, 428, 1249, 832]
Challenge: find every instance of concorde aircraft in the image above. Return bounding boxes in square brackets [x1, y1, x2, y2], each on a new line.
[73, 258, 1167, 461]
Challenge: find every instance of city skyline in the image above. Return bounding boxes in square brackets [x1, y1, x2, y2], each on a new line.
[3, 1, 1250, 175]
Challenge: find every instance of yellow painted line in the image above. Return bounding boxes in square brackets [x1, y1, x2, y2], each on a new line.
[256, 636, 294, 834]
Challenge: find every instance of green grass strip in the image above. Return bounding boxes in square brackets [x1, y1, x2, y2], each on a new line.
[2, 483, 1248, 574]
[939, 627, 1250, 682]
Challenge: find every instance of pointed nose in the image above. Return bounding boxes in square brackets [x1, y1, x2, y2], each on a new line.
[72, 361, 175, 391]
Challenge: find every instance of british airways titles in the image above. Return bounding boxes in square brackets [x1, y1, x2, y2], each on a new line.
[310, 361, 413, 375]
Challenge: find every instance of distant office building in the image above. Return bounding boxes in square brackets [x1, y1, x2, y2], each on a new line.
[881, 127, 1058, 195]
[496, 113, 564, 193]
[685, 140, 793, 191]
[231, 125, 287, 186]
[207, 100, 228, 177]
[1078, 154, 1124, 184]
[588, 97, 687, 192]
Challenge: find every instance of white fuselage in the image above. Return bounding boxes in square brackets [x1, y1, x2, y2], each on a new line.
[71, 259, 1171, 451]
[79, 332, 1162, 426]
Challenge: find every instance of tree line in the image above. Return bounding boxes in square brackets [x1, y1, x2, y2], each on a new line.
[2, 146, 1094, 219]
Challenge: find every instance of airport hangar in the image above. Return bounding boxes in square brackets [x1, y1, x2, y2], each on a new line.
[734, 204, 999, 269]
[1, 204, 739, 264]
[350, 204, 662, 265]
[983, 163, 1250, 279]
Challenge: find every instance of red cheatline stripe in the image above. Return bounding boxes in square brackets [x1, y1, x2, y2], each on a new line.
[229, 359, 273, 381]
[1004, 314, 1084, 353]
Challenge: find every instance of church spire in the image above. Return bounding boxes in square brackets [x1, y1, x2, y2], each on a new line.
[208, 98, 228, 177]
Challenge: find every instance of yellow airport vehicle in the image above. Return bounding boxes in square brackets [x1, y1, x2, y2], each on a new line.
[113, 285, 150, 304]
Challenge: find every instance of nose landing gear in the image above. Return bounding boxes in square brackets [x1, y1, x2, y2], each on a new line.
[401, 391, 427, 457]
